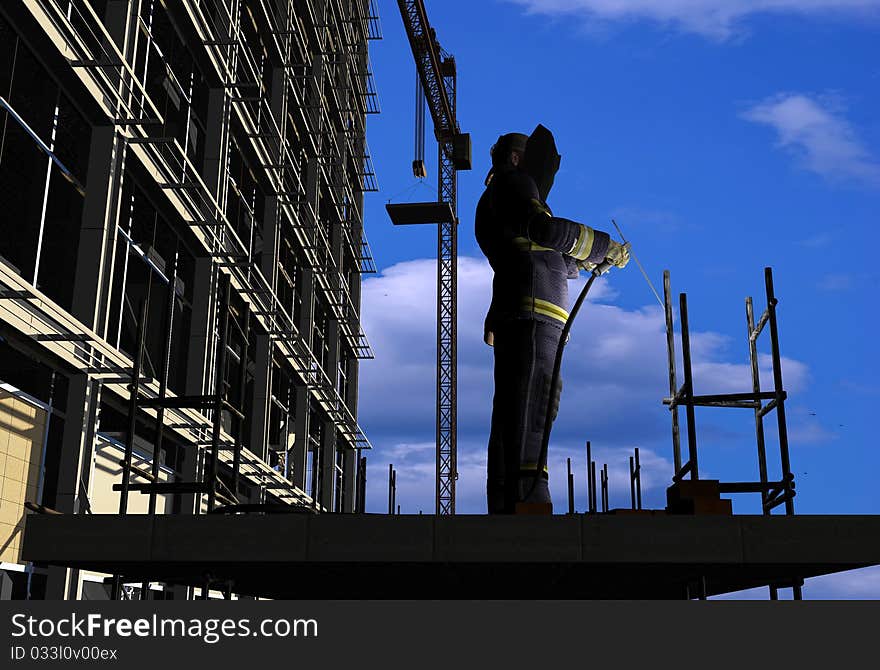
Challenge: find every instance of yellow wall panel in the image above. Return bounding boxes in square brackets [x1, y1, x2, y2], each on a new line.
[0, 521, 21, 563]
[92, 440, 171, 515]
[1, 405, 31, 433]
[3, 479, 24, 504]
[0, 498, 19, 525]
[5, 455, 25, 483]
[0, 391, 47, 566]
[12, 399, 37, 420]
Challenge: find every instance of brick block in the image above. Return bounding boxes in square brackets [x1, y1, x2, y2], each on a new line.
[514, 502, 553, 515]
[667, 497, 733, 515]
[667, 479, 721, 505]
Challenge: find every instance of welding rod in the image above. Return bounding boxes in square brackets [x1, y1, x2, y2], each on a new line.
[611, 219, 664, 310]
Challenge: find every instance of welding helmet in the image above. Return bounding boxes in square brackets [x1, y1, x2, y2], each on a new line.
[523, 124, 561, 201]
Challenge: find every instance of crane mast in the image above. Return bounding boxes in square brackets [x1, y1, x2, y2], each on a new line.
[396, 0, 470, 514]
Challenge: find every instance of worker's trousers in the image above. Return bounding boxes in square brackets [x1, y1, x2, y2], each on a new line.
[486, 318, 563, 514]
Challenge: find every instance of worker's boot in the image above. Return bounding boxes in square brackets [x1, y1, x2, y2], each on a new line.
[514, 473, 553, 515]
[514, 501, 553, 515]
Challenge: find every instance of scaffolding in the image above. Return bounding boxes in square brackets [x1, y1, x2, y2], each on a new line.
[0, 0, 382, 599]
[663, 267, 801, 599]
[562, 267, 801, 598]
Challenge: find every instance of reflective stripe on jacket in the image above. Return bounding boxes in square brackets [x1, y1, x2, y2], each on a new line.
[475, 166, 610, 337]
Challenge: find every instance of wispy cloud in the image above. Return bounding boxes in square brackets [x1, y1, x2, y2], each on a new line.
[503, 0, 880, 41]
[741, 93, 880, 187]
[786, 406, 840, 446]
[798, 233, 834, 249]
[807, 565, 880, 599]
[716, 565, 880, 599]
[609, 206, 690, 234]
[838, 380, 880, 395]
[358, 257, 813, 514]
[818, 273, 855, 291]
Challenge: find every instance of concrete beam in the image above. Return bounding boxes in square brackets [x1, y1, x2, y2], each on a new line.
[22, 514, 880, 600]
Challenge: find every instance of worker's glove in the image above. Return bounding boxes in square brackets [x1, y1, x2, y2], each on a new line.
[483, 312, 496, 346]
[605, 240, 630, 269]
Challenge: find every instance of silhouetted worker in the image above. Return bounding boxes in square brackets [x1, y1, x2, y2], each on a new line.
[475, 126, 629, 514]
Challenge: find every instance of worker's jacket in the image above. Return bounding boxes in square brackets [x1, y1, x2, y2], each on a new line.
[475, 165, 611, 342]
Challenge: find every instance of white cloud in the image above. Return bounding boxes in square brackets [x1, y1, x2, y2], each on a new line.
[366, 435, 673, 515]
[784, 406, 839, 446]
[609, 206, 688, 234]
[806, 565, 880, 598]
[818, 273, 855, 291]
[503, 0, 880, 40]
[839, 380, 880, 395]
[358, 256, 813, 514]
[742, 94, 880, 186]
[715, 565, 880, 599]
[798, 233, 834, 249]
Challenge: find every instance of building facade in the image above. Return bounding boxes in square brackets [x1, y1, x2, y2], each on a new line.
[0, 0, 379, 599]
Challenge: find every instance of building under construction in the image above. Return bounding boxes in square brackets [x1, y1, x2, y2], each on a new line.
[1, 0, 878, 602]
[0, 0, 380, 599]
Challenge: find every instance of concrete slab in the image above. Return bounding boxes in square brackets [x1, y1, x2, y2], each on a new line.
[740, 515, 880, 564]
[584, 516, 745, 564]
[21, 513, 880, 599]
[150, 515, 311, 563]
[435, 515, 582, 562]
[26, 514, 157, 563]
[308, 515, 434, 562]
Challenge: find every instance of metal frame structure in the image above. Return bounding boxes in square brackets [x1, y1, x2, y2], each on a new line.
[396, 0, 468, 515]
[0, 0, 382, 599]
[664, 267, 801, 599]
[566, 457, 574, 514]
[586, 441, 597, 514]
[386, 462, 397, 515]
[629, 448, 642, 511]
[580, 445, 641, 514]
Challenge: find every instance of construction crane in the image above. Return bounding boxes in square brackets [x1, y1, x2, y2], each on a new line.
[387, 0, 471, 514]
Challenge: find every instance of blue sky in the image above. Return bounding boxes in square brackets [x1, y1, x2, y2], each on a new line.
[356, 0, 880, 597]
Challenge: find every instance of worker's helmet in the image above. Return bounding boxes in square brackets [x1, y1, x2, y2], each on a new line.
[485, 132, 528, 185]
[490, 132, 528, 168]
